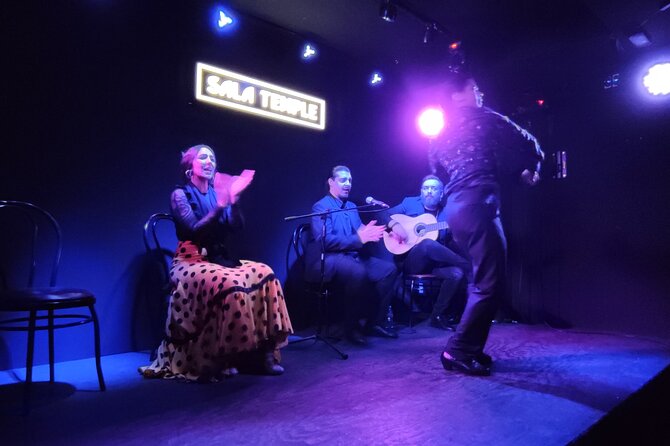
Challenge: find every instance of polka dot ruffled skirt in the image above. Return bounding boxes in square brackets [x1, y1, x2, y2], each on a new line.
[140, 241, 293, 381]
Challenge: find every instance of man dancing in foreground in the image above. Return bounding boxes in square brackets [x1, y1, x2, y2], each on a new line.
[430, 73, 544, 376]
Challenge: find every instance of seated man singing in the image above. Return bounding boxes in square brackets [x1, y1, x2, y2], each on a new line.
[384, 175, 471, 330]
[305, 165, 399, 345]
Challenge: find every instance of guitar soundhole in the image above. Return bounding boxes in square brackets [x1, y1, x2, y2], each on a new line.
[415, 224, 426, 236]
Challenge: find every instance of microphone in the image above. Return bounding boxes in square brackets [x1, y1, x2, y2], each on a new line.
[365, 196, 389, 208]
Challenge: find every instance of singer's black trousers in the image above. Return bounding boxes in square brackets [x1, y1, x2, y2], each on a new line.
[323, 253, 398, 329]
[443, 188, 507, 359]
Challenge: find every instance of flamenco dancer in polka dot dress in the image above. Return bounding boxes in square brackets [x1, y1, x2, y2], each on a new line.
[141, 144, 293, 381]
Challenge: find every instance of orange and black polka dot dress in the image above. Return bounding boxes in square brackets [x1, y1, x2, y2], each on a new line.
[141, 184, 292, 381]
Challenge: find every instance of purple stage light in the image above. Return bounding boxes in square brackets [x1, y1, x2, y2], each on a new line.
[643, 63, 670, 96]
[417, 107, 445, 138]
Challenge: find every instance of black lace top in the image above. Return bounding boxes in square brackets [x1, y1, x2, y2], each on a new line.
[170, 182, 244, 267]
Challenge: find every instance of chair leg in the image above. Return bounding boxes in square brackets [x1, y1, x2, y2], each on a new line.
[89, 305, 106, 391]
[24, 310, 37, 414]
[409, 280, 415, 329]
[48, 309, 55, 383]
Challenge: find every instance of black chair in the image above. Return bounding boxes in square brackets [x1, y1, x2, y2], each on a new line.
[0, 200, 105, 413]
[143, 213, 175, 287]
[402, 273, 443, 332]
[142, 213, 176, 360]
[286, 223, 348, 359]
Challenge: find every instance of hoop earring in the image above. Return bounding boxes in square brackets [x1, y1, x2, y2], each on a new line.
[185, 169, 193, 178]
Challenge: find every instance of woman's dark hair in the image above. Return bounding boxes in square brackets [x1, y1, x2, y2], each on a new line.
[180, 144, 216, 184]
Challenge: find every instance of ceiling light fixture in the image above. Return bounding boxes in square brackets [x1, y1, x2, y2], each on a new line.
[302, 44, 317, 60]
[370, 72, 384, 86]
[628, 29, 652, 48]
[423, 23, 438, 44]
[379, 0, 397, 23]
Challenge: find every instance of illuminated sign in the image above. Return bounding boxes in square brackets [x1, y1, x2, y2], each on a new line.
[195, 62, 326, 130]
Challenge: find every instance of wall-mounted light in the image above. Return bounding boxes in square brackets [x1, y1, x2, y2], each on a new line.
[217, 10, 233, 28]
[370, 72, 384, 86]
[212, 6, 237, 34]
[423, 23, 438, 44]
[603, 73, 621, 89]
[379, 0, 397, 22]
[302, 43, 317, 60]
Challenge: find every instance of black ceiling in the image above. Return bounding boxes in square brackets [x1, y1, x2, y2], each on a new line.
[226, 0, 670, 72]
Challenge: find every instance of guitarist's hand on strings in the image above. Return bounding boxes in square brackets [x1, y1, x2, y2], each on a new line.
[357, 220, 386, 244]
[389, 221, 408, 243]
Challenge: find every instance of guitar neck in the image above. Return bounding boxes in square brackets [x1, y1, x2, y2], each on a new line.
[424, 221, 448, 233]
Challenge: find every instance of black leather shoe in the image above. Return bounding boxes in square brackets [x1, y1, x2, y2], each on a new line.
[368, 324, 398, 339]
[430, 315, 456, 331]
[440, 351, 491, 376]
[346, 328, 367, 345]
[475, 352, 493, 367]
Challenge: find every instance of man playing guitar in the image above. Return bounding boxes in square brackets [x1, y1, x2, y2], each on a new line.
[383, 175, 471, 330]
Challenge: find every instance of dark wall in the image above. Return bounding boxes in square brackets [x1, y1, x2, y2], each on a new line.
[485, 41, 670, 337]
[0, 2, 433, 369]
[1, 2, 669, 370]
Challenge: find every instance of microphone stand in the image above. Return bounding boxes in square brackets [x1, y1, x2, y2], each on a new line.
[285, 203, 382, 360]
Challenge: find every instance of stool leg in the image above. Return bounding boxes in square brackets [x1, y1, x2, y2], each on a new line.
[89, 305, 106, 391]
[48, 309, 55, 383]
[409, 280, 415, 329]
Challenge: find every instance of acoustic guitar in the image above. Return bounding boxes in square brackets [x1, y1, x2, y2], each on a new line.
[383, 213, 448, 255]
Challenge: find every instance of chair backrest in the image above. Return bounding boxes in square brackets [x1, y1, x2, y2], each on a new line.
[143, 213, 176, 283]
[285, 223, 311, 277]
[0, 200, 62, 289]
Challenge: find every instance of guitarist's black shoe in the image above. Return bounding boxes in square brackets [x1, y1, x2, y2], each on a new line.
[430, 315, 456, 331]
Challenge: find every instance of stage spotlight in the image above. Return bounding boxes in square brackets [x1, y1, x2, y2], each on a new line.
[417, 107, 445, 138]
[302, 44, 317, 60]
[642, 62, 670, 95]
[423, 23, 438, 44]
[379, 0, 397, 23]
[370, 72, 384, 86]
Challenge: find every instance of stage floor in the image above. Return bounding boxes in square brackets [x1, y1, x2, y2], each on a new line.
[1, 322, 669, 445]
